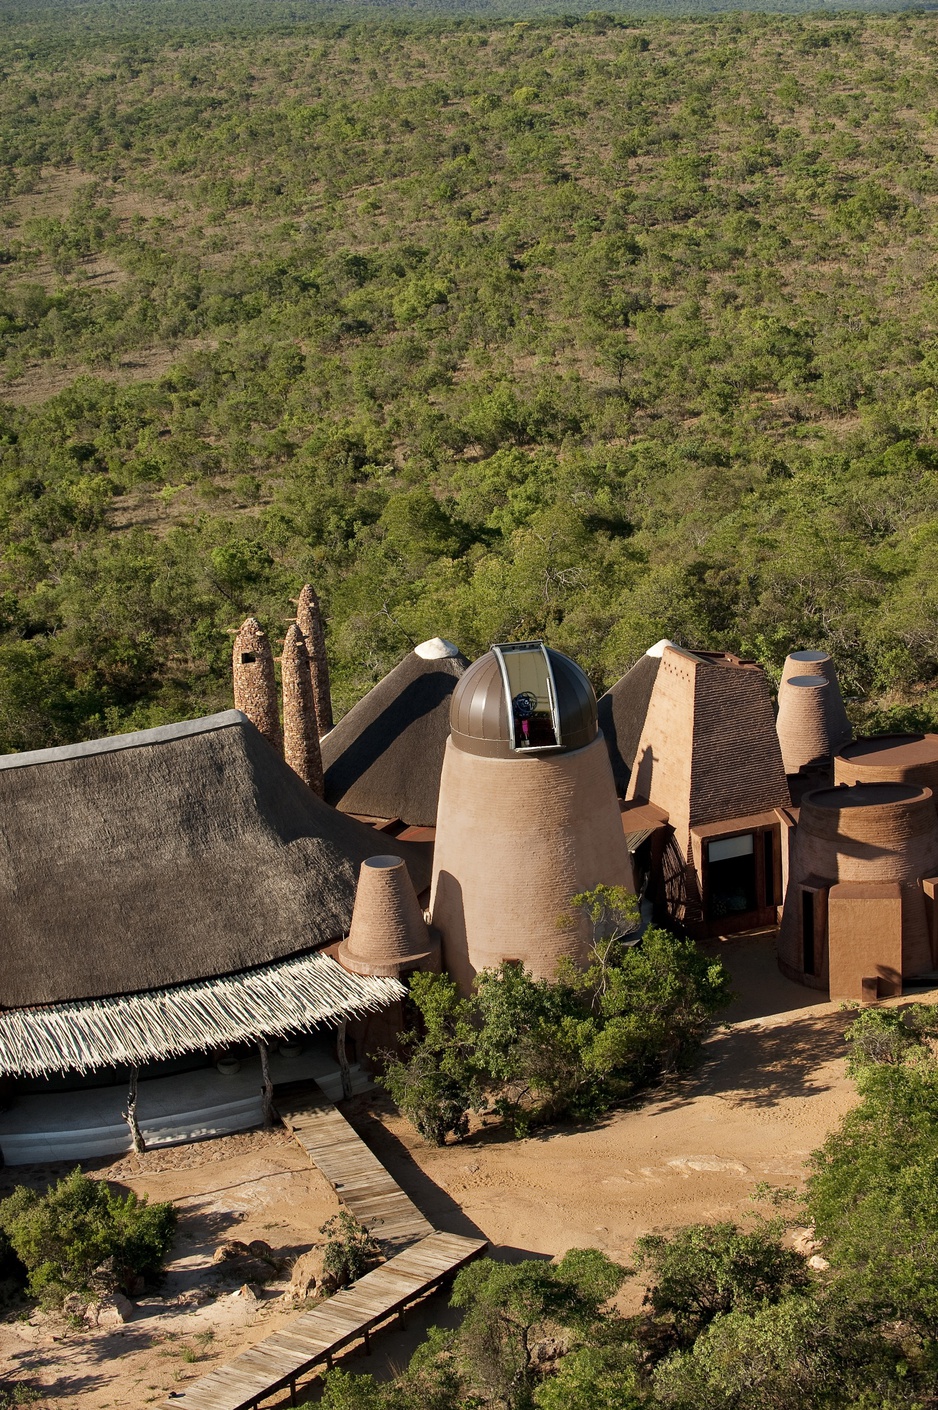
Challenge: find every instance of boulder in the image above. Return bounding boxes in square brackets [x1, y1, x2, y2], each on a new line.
[85, 1293, 133, 1328]
[212, 1240, 252, 1264]
[62, 1293, 87, 1319]
[211, 1239, 278, 1284]
[289, 1246, 337, 1298]
[789, 1226, 822, 1256]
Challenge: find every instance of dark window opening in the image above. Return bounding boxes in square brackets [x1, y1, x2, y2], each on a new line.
[511, 693, 557, 748]
[707, 834, 756, 921]
[241, 652, 256, 664]
[763, 830, 776, 907]
[802, 890, 816, 975]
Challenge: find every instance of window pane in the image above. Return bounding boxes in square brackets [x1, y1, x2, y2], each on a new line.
[708, 833, 754, 863]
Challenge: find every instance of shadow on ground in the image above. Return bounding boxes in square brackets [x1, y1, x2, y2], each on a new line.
[655, 1009, 850, 1114]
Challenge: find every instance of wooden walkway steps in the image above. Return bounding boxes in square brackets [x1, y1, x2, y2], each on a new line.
[165, 1230, 487, 1410]
[277, 1088, 434, 1249]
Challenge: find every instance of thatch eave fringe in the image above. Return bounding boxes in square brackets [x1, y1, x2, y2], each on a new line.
[0, 953, 404, 1079]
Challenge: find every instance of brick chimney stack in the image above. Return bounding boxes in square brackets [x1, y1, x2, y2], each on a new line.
[233, 617, 282, 753]
[281, 623, 324, 795]
[296, 584, 333, 735]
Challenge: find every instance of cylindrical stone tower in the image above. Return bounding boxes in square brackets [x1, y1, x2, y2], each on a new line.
[835, 734, 938, 801]
[430, 641, 634, 993]
[233, 617, 282, 753]
[338, 855, 439, 978]
[776, 674, 832, 775]
[778, 781, 938, 992]
[296, 584, 333, 736]
[781, 649, 851, 751]
[281, 624, 324, 796]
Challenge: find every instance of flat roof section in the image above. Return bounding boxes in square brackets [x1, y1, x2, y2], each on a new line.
[807, 782, 930, 809]
[839, 734, 938, 767]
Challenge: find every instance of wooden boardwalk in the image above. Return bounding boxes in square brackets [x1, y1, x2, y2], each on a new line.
[164, 1230, 487, 1410]
[277, 1089, 434, 1249]
[164, 1084, 486, 1410]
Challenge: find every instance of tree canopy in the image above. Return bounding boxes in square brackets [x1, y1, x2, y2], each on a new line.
[3, 14, 938, 746]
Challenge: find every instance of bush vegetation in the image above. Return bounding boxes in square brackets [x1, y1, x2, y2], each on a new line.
[318, 1210, 382, 1286]
[304, 1006, 938, 1409]
[0, 1167, 176, 1308]
[3, 13, 938, 745]
[380, 924, 732, 1141]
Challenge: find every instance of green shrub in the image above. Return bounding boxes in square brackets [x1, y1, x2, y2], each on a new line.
[0, 1167, 176, 1308]
[381, 922, 731, 1142]
[633, 1221, 809, 1355]
[318, 1210, 381, 1287]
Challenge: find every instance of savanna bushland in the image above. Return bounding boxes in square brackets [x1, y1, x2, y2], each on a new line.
[2, 8, 938, 752]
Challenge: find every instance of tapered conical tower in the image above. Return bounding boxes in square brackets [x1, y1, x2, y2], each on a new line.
[233, 618, 282, 753]
[338, 855, 439, 978]
[296, 584, 333, 736]
[776, 674, 832, 775]
[281, 624, 324, 795]
[781, 649, 851, 752]
[430, 642, 633, 993]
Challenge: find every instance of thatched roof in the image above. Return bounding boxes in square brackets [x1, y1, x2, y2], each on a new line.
[0, 953, 403, 1078]
[0, 711, 431, 1010]
[598, 646, 671, 796]
[322, 639, 470, 826]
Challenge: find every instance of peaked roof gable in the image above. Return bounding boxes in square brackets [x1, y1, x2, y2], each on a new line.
[322, 642, 470, 826]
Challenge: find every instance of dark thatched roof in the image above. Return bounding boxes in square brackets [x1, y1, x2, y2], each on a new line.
[0, 711, 431, 1010]
[322, 639, 470, 827]
[598, 650, 665, 796]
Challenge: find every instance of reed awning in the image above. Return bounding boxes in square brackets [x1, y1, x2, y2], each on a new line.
[0, 953, 404, 1078]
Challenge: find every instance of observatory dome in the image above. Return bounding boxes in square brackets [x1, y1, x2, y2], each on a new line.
[431, 640, 632, 991]
[450, 642, 597, 758]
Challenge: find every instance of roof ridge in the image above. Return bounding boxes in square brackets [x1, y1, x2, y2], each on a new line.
[0, 710, 250, 772]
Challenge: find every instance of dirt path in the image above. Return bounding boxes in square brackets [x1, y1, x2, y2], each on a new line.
[0, 1130, 341, 1407]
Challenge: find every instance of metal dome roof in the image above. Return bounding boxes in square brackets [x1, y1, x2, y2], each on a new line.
[450, 642, 598, 759]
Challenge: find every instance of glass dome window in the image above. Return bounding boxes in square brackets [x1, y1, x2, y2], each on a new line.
[492, 642, 563, 752]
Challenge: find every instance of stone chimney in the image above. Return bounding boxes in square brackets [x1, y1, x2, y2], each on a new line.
[233, 618, 282, 753]
[338, 855, 439, 978]
[281, 623, 324, 796]
[296, 584, 333, 735]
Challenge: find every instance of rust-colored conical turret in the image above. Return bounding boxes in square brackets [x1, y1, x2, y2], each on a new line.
[776, 674, 831, 775]
[281, 624, 324, 795]
[781, 649, 851, 751]
[296, 584, 333, 735]
[338, 855, 439, 978]
[233, 618, 282, 753]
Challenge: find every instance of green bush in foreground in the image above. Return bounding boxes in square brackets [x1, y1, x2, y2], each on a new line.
[380, 924, 731, 1143]
[0, 1167, 176, 1307]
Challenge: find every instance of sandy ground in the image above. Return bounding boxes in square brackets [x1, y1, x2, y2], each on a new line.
[348, 933, 862, 1271]
[2, 934, 934, 1407]
[0, 1130, 342, 1406]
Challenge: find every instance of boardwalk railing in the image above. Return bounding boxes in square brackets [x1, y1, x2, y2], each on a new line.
[165, 1230, 486, 1410]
